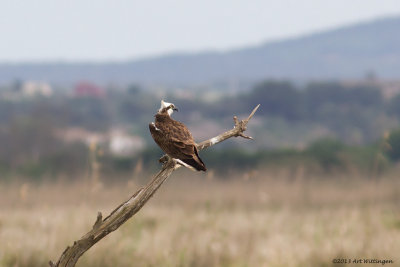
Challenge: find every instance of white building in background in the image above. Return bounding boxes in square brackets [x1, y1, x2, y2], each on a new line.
[57, 127, 106, 146]
[22, 81, 53, 97]
[109, 129, 145, 156]
[56, 127, 145, 157]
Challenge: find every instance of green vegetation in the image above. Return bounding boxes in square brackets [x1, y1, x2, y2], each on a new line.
[0, 80, 400, 180]
[384, 129, 400, 161]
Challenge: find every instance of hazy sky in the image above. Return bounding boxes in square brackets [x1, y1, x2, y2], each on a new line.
[1, 0, 400, 62]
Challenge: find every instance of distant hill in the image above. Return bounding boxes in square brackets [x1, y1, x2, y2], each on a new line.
[1, 16, 399, 86]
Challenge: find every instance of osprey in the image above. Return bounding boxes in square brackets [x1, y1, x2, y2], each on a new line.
[149, 100, 207, 171]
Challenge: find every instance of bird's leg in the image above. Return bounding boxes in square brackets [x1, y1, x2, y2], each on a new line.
[159, 155, 169, 163]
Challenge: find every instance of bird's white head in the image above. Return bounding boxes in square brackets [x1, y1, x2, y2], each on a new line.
[159, 100, 178, 116]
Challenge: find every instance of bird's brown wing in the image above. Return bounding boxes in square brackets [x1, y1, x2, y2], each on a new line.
[149, 122, 165, 149]
[149, 122, 192, 158]
[168, 136, 197, 158]
[168, 136, 206, 171]
[150, 120, 206, 171]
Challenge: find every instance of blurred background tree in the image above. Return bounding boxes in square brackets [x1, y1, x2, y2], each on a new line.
[384, 128, 400, 162]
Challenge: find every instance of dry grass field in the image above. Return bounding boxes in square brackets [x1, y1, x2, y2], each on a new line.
[1, 169, 400, 267]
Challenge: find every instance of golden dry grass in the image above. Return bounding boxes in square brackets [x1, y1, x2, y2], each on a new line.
[1, 170, 400, 267]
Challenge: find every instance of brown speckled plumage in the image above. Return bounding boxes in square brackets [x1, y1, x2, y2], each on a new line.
[149, 107, 206, 171]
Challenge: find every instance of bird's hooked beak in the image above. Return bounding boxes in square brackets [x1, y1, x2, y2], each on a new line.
[172, 105, 178, 112]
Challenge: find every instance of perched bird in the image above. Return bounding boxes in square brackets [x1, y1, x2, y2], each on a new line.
[149, 100, 207, 171]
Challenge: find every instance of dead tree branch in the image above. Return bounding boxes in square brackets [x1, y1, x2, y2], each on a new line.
[49, 104, 260, 267]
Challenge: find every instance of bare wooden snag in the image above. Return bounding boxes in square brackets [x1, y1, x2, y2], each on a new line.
[49, 104, 260, 267]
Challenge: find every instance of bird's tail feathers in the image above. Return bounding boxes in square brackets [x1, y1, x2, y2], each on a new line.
[180, 158, 207, 171]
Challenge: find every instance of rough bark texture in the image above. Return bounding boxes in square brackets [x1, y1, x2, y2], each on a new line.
[49, 104, 260, 267]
